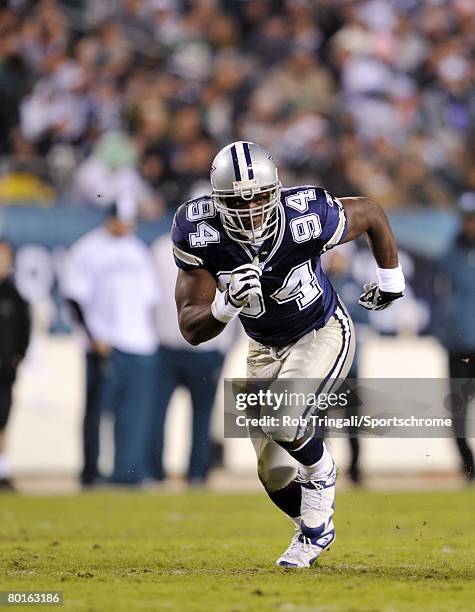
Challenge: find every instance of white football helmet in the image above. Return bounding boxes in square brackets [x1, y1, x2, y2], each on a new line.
[210, 141, 281, 244]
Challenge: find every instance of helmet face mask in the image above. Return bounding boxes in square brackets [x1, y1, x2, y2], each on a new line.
[214, 182, 281, 244]
[211, 142, 281, 245]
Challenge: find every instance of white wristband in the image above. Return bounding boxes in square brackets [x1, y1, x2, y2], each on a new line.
[376, 264, 405, 293]
[211, 290, 242, 324]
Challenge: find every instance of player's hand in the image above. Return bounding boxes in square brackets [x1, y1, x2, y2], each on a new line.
[358, 281, 403, 311]
[227, 262, 262, 308]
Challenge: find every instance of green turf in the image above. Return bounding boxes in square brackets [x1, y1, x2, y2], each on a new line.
[1, 488, 474, 611]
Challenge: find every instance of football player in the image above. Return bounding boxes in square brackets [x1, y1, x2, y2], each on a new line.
[172, 142, 404, 568]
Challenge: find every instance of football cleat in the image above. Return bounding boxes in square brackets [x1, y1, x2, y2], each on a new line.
[275, 523, 335, 568]
[297, 461, 336, 538]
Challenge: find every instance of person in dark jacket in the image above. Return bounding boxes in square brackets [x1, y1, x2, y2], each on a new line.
[0, 240, 31, 491]
[434, 193, 475, 482]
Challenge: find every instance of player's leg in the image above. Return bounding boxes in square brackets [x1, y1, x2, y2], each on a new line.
[277, 304, 355, 518]
[265, 302, 355, 566]
[252, 436, 304, 561]
[251, 435, 300, 526]
[265, 415, 335, 567]
[247, 338, 303, 521]
[247, 311, 353, 523]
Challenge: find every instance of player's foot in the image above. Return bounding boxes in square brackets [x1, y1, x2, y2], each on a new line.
[275, 523, 335, 568]
[297, 461, 336, 539]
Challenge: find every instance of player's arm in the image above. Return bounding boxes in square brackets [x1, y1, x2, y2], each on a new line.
[175, 268, 225, 346]
[340, 197, 398, 267]
[175, 263, 262, 346]
[339, 197, 404, 310]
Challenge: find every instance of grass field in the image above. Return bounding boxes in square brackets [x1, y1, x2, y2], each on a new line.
[1, 488, 474, 611]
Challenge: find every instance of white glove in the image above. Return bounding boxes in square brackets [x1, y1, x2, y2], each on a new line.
[227, 262, 262, 307]
[211, 258, 262, 324]
[358, 281, 403, 311]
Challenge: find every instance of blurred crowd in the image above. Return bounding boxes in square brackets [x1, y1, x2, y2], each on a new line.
[0, 0, 474, 213]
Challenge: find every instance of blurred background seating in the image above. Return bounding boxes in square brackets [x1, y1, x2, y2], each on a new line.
[0, 0, 474, 210]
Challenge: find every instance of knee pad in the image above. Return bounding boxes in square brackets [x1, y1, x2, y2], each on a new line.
[257, 462, 296, 492]
[262, 420, 314, 447]
[261, 421, 298, 444]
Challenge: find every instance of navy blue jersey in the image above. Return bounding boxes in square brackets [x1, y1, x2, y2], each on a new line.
[172, 186, 347, 347]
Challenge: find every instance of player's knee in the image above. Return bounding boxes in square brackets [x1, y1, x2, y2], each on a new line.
[261, 421, 299, 445]
[257, 462, 295, 492]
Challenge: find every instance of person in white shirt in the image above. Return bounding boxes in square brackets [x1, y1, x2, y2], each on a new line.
[63, 200, 159, 486]
[147, 233, 237, 484]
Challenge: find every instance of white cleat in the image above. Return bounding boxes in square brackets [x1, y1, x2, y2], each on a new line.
[297, 461, 336, 540]
[275, 523, 335, 568]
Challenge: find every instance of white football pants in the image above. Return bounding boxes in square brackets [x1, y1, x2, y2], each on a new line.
[246, 300, 355, 492]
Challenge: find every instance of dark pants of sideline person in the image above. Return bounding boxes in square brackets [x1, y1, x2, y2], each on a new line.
[80, 352, 105, 485]
[345, 360, 360, 484]
[146, 347, 225, 484]
[449, 351, 475, 481]
[0, 361, 20, 432]
[99, 349, 156, 485]
[0, 382, 13, 432]
[0, 372, 16, 489]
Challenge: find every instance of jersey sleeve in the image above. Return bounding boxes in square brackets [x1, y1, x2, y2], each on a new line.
[171, 205, 207, 271]
[318, 190, 348, 254]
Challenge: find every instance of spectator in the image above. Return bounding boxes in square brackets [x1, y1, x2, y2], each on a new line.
[71, 131, 164, 219]
[255, 46, 335, 116]
[63, 200, 160, 486]
[0, 241, 31, 491]
[0, 0, 473, 211]
[147, 233, 236, 485]
[434, 192, 475, 482]
[0, 128, 55, 206]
